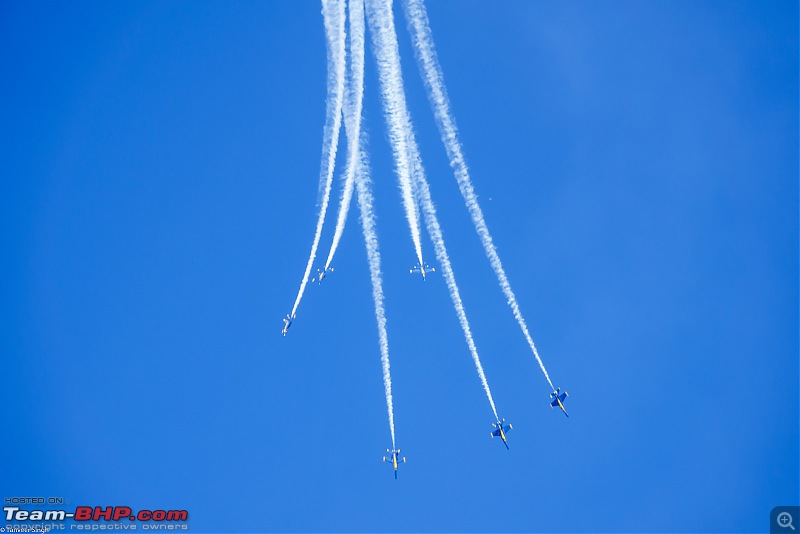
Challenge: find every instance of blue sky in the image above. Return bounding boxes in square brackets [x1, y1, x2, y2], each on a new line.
[2, 1, 797, 532]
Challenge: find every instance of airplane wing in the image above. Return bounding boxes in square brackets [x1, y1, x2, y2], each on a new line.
[503, 424, 512, 433]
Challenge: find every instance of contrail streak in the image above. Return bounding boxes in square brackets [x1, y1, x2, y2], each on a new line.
[323, 0, 366, 272]
[365, 0, 425, 270]
[329, 0, 396, 448]
[369, 0, 499, 421]
[355, 138, 397, 449]
[289, 0, 347, 319]
[410, 136, 499, 421]
[403, 0, 555, 391]
[342, 0, 396, 446]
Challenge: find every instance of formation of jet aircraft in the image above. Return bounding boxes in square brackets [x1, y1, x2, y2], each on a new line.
[281, 265, 571, 476]
[383, 449, 406, 479]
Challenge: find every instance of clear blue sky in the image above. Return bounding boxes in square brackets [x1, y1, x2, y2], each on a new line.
[2, 1, 797, 532]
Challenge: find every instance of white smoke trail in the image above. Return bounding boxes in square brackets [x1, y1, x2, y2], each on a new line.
[402, 0, 555, 391]
[323, 0, 366, 271]
[289, 0, 347, 319]
[337, 0, 397, 449]
[365, 0, 425, 270]
[410, 136, 499, 421]
[354, 138, 397, 449]
[368, 0, 499, 421]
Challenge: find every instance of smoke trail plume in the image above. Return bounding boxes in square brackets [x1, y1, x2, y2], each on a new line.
[403, 0, 555, 391]
[338, 0, 397, 448]
[409, 137, 499, 421]
[323, 0, 367, 271]
[289, 0, 347, 319]
[354, 138, 397, 448]
[365, 0, 425, 270]
[369, 0, 500, 420]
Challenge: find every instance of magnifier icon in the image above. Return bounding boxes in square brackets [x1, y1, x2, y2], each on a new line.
[778, 512, 795, 531]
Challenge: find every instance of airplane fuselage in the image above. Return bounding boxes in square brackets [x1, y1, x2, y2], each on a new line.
[551, 390, 569, 417]
[384, 450, 403, 479]
[492, 420, 511, 449]
[411, 264, 434, 281]
[313, 267, 333, 284]
[282, 315, 293, 336]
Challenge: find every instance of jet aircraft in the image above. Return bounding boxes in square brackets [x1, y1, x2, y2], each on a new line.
[311, 266, 334, 284]
[383, 449, 406, 479]
[410, 263, 436, 281]
[491, 419, 512, 449]
[550, 388, 569, 417]
[281, 313, 295, 336]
